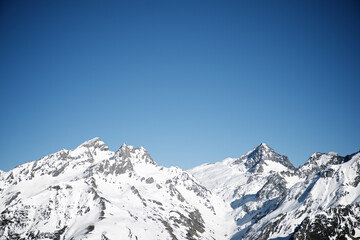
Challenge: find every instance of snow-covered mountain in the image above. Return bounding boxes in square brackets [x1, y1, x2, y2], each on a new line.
[0, 139, 359, 239]
[190, 143, 360, 240]
[0, 138, 233, 240]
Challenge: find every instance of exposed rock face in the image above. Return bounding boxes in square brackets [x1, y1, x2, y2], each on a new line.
[234, 143, 295, 172]
[291, 202, 360, 240]
[297, 151, 347, 177]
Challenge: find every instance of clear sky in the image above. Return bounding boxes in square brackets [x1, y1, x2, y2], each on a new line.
[1, 0, 359, 171]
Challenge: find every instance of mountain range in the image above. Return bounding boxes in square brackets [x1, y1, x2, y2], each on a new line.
[0, 138, 359, 240]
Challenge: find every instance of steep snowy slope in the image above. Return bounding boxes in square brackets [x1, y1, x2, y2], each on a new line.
[190, 143, 299, 239]
[247, 151, 360, 240]
[190, 144, 360, 240]
[0, 138, 234, 240]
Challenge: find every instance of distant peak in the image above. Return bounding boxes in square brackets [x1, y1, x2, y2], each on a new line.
[120, 142, 134, 151]
[328, 152, 338, 156]
[116, 143, 156, 165]
[305, 151, 344, 167]
[309, 151, 339, 160]
[117, 143, 137, 157]
[236, 143, 295, 171]
[79, 137, 101, 145]
[77, 137, 109, 151]
[252, 143, 274, 154]
[310, 152, 322, 158]
[257, 143, 271, 150]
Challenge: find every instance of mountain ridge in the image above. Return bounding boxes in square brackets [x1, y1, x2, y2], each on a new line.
[190, 143, 360, 240]
[0, 138, 359, 240]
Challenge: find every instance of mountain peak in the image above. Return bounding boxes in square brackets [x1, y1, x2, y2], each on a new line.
[116, 143, 133, 159]
[119, 142, 135, 151]
[259, 142, 270, 148]
[77, 137, 108, 151]
[2, 137, 359, 240]
[246, 143, 276, 158]
[302, 151, 346, 170]
[116, 143, 156, 165]
[254, 143, 273, 153]
[236, 143, 295, 171]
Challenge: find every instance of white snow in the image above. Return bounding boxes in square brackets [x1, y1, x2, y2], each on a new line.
[1, 139, 359, 240]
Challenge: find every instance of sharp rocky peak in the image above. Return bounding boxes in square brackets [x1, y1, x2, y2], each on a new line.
[234, 143, 295, 171]
[257, 142, 272, 151]
[115, 143, 156, 165]
[296, 150, 360, 179]
[306, 151, 347, 166]
[246, 143, 276, 157]
[81, 142, 157, 177]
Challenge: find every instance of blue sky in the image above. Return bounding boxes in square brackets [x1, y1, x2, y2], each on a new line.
[1, 0, 359, 171]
